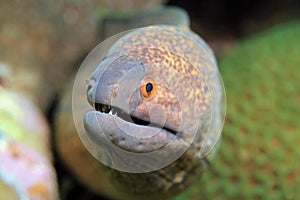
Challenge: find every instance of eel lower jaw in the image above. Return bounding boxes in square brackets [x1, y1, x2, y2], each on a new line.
[83, 103, 185, 153]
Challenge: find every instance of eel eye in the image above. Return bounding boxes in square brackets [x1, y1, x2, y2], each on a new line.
[140, 79, 156, 100]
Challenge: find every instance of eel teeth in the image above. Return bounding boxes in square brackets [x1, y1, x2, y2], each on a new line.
[95, 103, 118, 117]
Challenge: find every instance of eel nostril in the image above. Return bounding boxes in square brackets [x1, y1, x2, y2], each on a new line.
[87, 85, 92, 93]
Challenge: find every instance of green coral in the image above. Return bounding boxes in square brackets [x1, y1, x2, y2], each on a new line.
[175, 21, 300, 200]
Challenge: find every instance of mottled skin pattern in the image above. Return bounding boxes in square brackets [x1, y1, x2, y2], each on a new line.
[106, 26, 222, 148]
[84, 25, 223, 199]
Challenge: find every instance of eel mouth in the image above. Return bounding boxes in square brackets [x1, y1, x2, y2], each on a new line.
[84, 102, 184, 153]
[94, 103, 178, 136]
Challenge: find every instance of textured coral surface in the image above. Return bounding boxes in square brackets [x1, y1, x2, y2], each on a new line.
[174, 22, 300, 200]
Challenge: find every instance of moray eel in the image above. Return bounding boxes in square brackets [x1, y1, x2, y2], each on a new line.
[71, 25, 225, 199]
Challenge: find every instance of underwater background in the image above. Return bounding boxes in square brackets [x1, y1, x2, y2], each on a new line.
[0, 0, 299, 199]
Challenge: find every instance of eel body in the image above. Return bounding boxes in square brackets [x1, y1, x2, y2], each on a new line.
[83, 25, 224, 198]
[57, 24, 225, 199]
